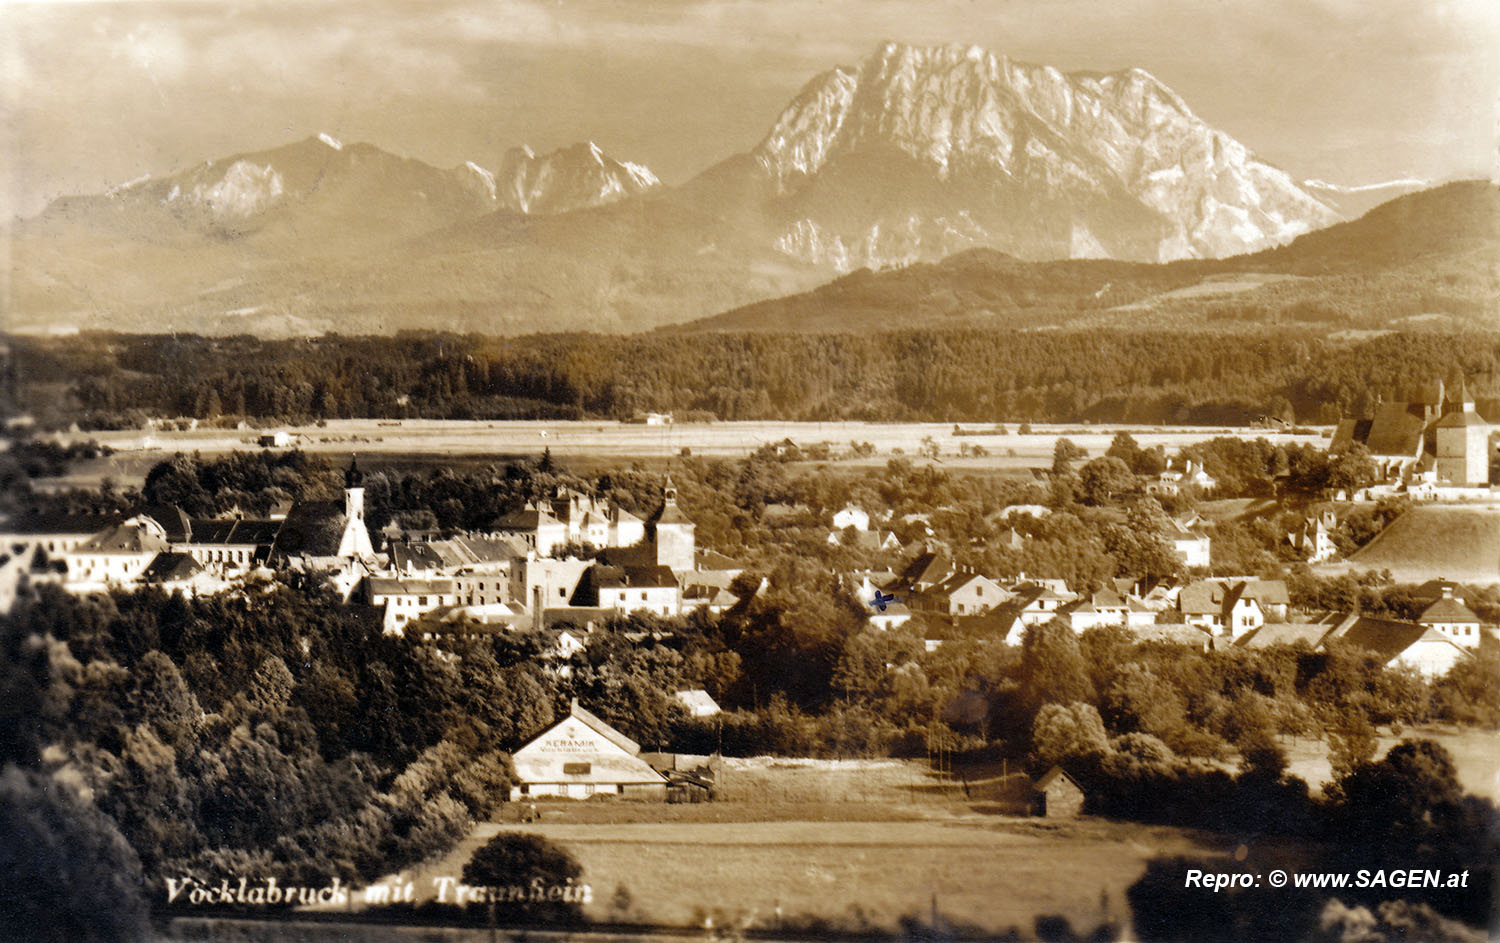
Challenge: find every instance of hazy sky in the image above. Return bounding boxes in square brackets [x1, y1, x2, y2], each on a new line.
[4, 0, 1497, 219]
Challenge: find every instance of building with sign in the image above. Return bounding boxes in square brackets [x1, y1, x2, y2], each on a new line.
[509, 701, 668, 801]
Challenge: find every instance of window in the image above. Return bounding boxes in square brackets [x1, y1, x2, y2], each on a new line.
[558, 587, 566, 597]
[582, 784, 595, 796]
[641, 591, 648, 600]
[419, 596, 428, 605]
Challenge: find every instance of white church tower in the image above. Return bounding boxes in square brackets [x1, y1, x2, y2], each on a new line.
[337, 456, 375, 558]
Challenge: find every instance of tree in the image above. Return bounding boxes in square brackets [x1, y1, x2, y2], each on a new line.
[1019, 621, 1095, 713]
[1031, 702, 1109, 769]
[1052, 438, 1086, 476]
[0, 765, 150, 943]
[1078, 456, 1136, 506]
[460, 832, 585, 923]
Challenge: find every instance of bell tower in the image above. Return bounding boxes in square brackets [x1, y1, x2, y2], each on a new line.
[337, 456, 375, 557]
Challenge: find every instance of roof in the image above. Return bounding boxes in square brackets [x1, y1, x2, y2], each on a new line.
[1363, 402, 1430, 457]
[271, 500, 346, 558]
[898, 549, 952, 587]
[674, 689, 720, 713]
[1132, 624, 1213, 646]
[141, 551, 204, 582]
[567, 702, 641, 755]
[589, 564, 679, 589]
[1435, 409, 1488, 429]
[1236, 580, 1289, 606]
[492, 506, 563, 530]
[695, 548, 744, 571]
[185, 518, 282, 546]
[0, 511, 123, 536]
[1417, 597, 1481, 624]
[1035, 766, 1083, 793]
[1236, 622, 1334, 649]
[1324, 615, 1455, 665]
[75, 524, 169, 555]
[1177, 580, 1227, 615]
[137, 505, 193, 542]
[647, 499, 693, 527]
[389, 541, 447, 572]
[368, 577, 458, 595]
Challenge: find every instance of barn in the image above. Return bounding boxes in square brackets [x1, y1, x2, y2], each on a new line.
[1032, 766, 1086, 818]
[509, 701, 668, 801]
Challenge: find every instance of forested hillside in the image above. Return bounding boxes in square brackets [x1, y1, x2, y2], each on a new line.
[5, 329, 1496, 428]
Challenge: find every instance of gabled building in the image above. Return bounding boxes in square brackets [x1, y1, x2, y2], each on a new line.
[1333, 378, 1495, 485]
[367, 577, 461, 635]
[645, 476, 695, 574]
[832, 505, 872, 531]
[1177, 580, 1263, 638]
[1060, 589, 1156, 632]
[1322, 614, 1469, 678]
[1416, 590, 1484, 649]
[1287, 516, 1337, 564]
[910, 569, 1006, 616]
[574, 564, 681, 617]
[490, 505, 569, 557]
[510, 702, 668, 801]
[1162, 518, 1211, 569]
[63, 522, 169, 590]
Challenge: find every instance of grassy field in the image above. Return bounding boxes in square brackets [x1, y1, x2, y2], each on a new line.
[367, 815, 1221, 937]
[1280, 726, 1500, 799]
[1343, 506, 1500, 582]
[36, 419, 1328, 490]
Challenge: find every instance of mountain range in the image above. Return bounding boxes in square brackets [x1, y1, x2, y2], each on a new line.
[4, 41, 1484, 337]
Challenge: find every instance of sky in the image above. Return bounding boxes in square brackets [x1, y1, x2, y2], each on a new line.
[3, 0, 1498, 220]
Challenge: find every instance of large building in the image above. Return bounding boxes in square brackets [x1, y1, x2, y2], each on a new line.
[509, 702, 668, 801]
[1333, 378, 1494, 487]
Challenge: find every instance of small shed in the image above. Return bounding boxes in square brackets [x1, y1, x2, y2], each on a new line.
[1032, 766, 1085, 819]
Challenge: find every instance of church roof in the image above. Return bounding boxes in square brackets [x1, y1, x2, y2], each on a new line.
[270, 500, 345, 558]
[1435, 409, 1488, 429]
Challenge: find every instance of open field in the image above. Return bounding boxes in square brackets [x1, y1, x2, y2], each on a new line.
[33, 419, 1330, 490]
[1344, 506, 1500, 583]
[1280, 726, 1500, 799]
[365, 816, 1222, 936]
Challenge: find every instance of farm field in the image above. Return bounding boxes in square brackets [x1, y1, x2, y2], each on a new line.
[1280, 726, 1500, 799]
[34, 419, 1329, 490]
[365, 815, 1222, 936]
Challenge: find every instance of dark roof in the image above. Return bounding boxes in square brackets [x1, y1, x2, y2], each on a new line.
[137, 505, 193, 542]
[1236, 622, 1334, 649]
[1363, 402, 1430, 457]
[589, 563, 679, 589]
[1326, 615, 1452, 664]
[1035, 766, 1083, 793]
[492, 506, 562, 530]
[596, 544, 658, 569]
[141, 551, 203, 582]
[898, 549, 952, 588]
[76, 524, 169, 554]
[270, 500, 346, 558]
[1418, 597, 1480, 624]
[1, 511, 122, 536]
[648, 498, 693, 527]
[695, 548, 743, 571]
[1435, 409, 1488, 429]
[186, 518, 282, 546]
[389, 541, 447, 571]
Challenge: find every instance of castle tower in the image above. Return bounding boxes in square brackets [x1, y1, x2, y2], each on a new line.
[337, 456, 375, 557]
[1435, 378, 1490, 487]
[647, 474, 695, 573]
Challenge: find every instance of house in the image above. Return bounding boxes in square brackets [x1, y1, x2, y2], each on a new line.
[893, 548, 953, 593]
[1162, 518, 1211, 569]
[257, 430, 293, 448]
[1416, 590, 1484, 649]
[827, 528, 902, 552]
[1177, 580, 1264, 638]
[1235, 579, 1290, 622]
[366, 577, 461, 634]
[62, 522, 170, 589]
[1287, 516, 1337, 563]
[270, 459, 378, 598]
[0, 511, 123, 558]
[674, 689, 721, 717]
[1235, 622, 1335, 650]
[832, 505, 872, 531]
[490, 505, 569, 557]
[910, 569, 1006, 616]
[1147, 460, 1217, 497]
[1010, 582, 1076, 626]
[509, 555, 594, 617]
[575, 564, 681, 617]
[138, 551, 216, 594]
[1060, 589, 1155, 632]
[1032, 766, 1085, 818]
[509, 701, 668, 801]
[1323, 614, 1469, 678]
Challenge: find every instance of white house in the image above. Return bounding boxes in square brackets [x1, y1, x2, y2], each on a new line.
[1417, 591, 1485, 649]
[832, 505, 872, 531]
[509, 702, 668, 801]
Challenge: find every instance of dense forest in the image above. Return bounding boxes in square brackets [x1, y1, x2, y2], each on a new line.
[3, 329, 1496, 428]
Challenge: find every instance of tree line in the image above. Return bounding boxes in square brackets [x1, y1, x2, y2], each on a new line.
[4, 329, 1496, 428]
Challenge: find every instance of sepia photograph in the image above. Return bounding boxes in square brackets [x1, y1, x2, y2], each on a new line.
[1, 0, 1497, 940]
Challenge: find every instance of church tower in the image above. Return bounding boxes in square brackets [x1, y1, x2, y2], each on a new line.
[337, 456, 375, 557]
[1435, 379, 1490, 487]
[647, 474, 695, 574]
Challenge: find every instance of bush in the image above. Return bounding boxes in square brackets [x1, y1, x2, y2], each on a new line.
[460, 833, 586, 923]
